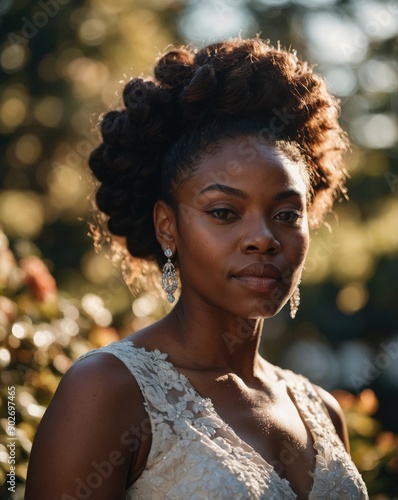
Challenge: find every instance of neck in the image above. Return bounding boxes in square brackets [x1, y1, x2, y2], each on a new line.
[165, 292, 265, 378]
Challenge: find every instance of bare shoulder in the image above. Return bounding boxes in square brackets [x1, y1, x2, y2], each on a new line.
[25, 349, 150, 499]
[313, 384, 350, 452]
[63, 349, 142, 400]
[51, 349, 147, 422]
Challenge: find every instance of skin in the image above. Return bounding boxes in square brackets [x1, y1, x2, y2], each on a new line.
[25, 135, 349, 500]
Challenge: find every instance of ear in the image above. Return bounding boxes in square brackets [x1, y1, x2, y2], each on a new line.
[153, 200, 177, 253]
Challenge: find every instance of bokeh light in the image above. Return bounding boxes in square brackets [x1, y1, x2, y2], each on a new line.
[178, 1, 257, 43]
[336, 282, 369, 314]
[47, 163, 88, 215]
[34, 97, 64, 128]
[0, 191, 44, 238]
[352, 0, 398, 41]
[304, 12, 368, 64]
[1, 0, 398, 496]
[132, 293, 158, 318]
[0, 43, 29, 73]
[13, 134, 42, 166]
[0, 87, 29, 130]
[78, 17, 108, 46]
[281, 339, 340, 389]
[351, 114, 398, 149]
[358, 58, 398, 94]
[322, 65, 357, 97]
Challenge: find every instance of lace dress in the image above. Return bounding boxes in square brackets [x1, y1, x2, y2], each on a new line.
[77, 340, 368, 499]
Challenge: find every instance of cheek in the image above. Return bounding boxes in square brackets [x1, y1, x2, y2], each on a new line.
[283, 227, 310, 276]
[285, 225, 309, 254]
[282, 231, 309, 292]
[175, 217, 214, 268]
[300, 231, 310, 261]
[175, 216, 231, 288]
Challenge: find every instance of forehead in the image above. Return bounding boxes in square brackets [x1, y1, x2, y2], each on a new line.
[182, 136, 308, 196]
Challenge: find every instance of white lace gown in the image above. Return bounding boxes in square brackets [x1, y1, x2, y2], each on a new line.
[77, 340, 369, 499]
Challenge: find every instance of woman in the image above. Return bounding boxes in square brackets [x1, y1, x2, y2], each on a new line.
[26, 38, 368, 499]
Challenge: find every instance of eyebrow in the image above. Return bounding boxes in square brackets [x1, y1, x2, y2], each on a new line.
[199, 184, 249, 200]
[273, 189, 304, 201]
[199, 184, 304, 202]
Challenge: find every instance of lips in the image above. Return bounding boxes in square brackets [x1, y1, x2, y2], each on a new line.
[232, 263, 283, 292]
[233, 263, 282, 280]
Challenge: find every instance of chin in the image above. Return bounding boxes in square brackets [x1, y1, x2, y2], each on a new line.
[241, 296, 288, 319]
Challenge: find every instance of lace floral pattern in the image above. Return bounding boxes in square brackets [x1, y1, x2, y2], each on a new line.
[278, 370, 369, 500]
[77, 341, 368, 499]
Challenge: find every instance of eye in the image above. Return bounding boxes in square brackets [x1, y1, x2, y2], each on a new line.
[206, 208, 238, 221]
[275, 210, 303, 224]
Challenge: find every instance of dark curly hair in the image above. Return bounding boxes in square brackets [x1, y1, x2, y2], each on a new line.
[88, 37, 348, 272]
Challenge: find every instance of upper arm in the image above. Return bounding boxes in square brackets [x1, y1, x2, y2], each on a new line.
[25, 352, 150, 500]
[314, 385, 350, 453]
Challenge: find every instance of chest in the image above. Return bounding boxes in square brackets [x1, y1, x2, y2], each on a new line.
[184, 373, 317, 498]
[112, 344, 368, 499]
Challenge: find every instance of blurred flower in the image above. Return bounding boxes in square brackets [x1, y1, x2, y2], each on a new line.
[0, 227, 126, 494]
[333, 388, 398, 494]
[20, 257, 57, 303]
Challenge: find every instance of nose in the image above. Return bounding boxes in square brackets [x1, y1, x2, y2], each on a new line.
[240, 216, 281, 255]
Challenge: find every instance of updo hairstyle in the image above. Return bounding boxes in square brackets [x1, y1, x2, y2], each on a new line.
[88, 37, 349, 271]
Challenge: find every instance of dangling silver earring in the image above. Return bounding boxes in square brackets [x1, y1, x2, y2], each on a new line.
[290, 281, 301, 319]
[161, 246, 178, 303]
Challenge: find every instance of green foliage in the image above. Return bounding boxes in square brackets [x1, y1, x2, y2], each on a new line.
[0, 229, 120, 498]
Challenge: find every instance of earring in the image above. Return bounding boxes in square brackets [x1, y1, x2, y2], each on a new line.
[290, 281, 301, 319]
[161, 246, 178, 303]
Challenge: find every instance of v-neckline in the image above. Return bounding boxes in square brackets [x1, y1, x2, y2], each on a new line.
[124, 340, 320, 498]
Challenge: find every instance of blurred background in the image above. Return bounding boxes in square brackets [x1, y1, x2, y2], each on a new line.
[0, 0, 397, 497]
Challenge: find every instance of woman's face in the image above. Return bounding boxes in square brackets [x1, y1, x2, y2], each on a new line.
[172, 135, 310, 319]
